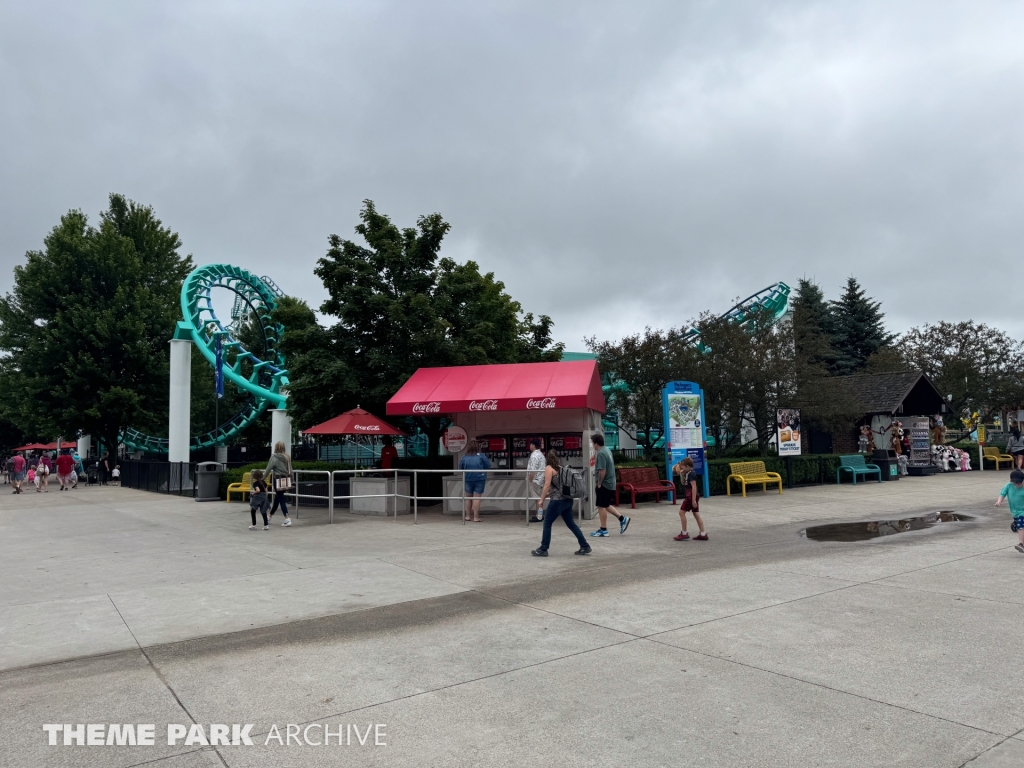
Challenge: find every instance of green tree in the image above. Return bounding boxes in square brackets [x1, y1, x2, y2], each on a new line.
[899, 321, 1024, 426]
[0, 195, 193, 455]
[290, 200, 561, 454]
[586, 328, 696, 459]
[790, 278, 837, 373]
[830, 277, 893, 375]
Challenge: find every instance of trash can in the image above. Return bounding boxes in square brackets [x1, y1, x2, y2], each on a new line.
[871, 450, 900, 481]
[195, 461, 225, 502]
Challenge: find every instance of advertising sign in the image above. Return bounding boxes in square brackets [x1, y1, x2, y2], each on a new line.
[663, 381, 709, 499]
[776, 408, 802, 456]
[441, 426, 468, 453]
[977, 425, 986, 444]
[908, 417, 930, 465]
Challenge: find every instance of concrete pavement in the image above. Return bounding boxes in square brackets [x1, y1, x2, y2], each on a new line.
[1, 470, 1022, 766]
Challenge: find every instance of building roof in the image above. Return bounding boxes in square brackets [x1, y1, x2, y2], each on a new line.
[386, 360, 606, 415]
[836, 371, 944, 415]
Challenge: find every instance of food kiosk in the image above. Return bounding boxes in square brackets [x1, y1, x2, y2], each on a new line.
[386, 360, 606, 518]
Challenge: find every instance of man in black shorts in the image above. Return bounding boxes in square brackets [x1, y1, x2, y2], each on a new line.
[589, 433, 629, 537]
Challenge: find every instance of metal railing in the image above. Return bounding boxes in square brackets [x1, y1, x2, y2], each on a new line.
[247, 466, 595, 526]
[121, 460, 196, 496]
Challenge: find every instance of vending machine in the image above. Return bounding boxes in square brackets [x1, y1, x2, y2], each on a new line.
[477, 435, 510, 469]
[548, 433, 584, 468]
[512, 435, 545, 469]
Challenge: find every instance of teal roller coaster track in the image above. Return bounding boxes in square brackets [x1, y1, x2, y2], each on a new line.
[121, 264, 289, 454]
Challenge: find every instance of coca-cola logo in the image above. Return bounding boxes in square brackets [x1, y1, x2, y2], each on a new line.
[412, 402, 442, 414]
[526, 398, 557, 409]
[469, 400, 498, 411]
[353, 424, 381, 431]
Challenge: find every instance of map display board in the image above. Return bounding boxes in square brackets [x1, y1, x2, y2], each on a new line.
[663, 381, 709, 499]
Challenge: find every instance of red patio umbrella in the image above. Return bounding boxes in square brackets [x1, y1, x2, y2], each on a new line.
[303, 407, 406, 436]
[302, 407, 405, 468]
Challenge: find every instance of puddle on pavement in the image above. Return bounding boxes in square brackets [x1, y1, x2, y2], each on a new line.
[799, 511, 975, 542]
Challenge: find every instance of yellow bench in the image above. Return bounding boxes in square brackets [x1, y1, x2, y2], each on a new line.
[226, 472, 251, 503]
[726, 461, 783, 497]
[983, 447, 1014, 470]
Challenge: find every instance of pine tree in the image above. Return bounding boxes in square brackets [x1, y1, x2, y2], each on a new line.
[830, 277, 893, 376]
[790, 278, 837, 373]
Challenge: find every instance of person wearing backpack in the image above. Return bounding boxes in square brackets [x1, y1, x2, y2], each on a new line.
[673, 456, 708, 541]
[531, 450, 592, 557]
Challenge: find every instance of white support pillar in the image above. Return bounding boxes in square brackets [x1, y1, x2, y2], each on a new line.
[271, 409, 292, 456]
[77, 435, 91, 458]
[168, 339, 192, 463]
[214, 445, 228, 464]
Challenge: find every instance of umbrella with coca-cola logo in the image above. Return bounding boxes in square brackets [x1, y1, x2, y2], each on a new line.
[302, 407, 406, 436]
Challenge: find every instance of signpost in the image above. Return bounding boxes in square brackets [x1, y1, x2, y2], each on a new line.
[442, 426, 468, 454]
[977, 424, 985, 472]
[663, 381, 709, 499]
[776, 408, 801, 488]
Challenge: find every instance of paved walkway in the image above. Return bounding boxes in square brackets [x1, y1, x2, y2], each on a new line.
[2, 471, 1022, 766]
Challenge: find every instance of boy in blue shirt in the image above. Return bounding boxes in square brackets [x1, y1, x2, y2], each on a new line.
[995, 469, 1024, 553]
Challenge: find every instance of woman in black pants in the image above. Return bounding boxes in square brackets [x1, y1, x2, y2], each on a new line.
[265, 441, 293, 526]
[531, 451, 591, 557]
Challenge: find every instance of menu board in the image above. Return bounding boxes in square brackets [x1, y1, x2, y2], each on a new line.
[549, 434, 582, 451]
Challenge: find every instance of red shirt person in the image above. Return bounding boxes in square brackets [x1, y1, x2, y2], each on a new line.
[56, 453, 75, 477]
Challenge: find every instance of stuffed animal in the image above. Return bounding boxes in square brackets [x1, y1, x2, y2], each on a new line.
[959, 449, 972, 471]
[890, 421, 904, 455]
[897, 453, 909, 475]
[858, 425, 872, 454]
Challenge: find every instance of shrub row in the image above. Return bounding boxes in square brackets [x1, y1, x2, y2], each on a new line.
[615, 455, 850, 495]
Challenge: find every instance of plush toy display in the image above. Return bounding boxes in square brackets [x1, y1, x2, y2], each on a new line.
[932, 416, 945, 446]
[890, 421, 904, 455]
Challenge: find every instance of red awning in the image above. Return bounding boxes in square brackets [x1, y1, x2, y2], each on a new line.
[302, 407, 406, 436]
[386, 361, 606, 415]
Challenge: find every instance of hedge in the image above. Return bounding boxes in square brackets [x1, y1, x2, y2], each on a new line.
[614, 455, 849, 495]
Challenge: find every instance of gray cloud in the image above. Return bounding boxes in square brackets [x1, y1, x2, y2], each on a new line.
[2, 1, 1023, 350]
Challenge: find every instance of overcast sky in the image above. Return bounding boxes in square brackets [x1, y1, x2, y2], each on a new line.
[2, 1, 1023, 350]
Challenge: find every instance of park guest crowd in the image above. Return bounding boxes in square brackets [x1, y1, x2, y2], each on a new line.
[3, 448, 117, 493]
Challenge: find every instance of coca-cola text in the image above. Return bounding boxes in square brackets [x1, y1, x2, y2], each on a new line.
[469, 400, 499, 411]
[526, 398, 557, 409]
[412, 402, 442, 414]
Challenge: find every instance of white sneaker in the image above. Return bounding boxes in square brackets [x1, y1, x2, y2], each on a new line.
[282, 519, 292, 527]
[263, 525, 269, 530]
[248, 525, 257, 530]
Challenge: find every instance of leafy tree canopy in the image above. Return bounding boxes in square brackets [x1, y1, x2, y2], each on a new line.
[287, 200, 562, 453]
[0, 194, 192, 454]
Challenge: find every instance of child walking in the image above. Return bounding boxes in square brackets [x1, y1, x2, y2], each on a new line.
[249, 470, 269, 530]
[995, 469, 1024, 553]
[673, 457, 708, 541]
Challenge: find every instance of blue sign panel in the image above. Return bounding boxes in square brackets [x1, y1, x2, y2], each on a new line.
[663, 381, 710, 499]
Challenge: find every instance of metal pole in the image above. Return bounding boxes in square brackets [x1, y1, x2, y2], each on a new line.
[413, 470, 418, 524]
[393, 468, 398, 522]
[329, 470, 334, 524]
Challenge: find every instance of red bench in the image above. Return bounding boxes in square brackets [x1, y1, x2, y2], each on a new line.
[615, 467, 676, 509]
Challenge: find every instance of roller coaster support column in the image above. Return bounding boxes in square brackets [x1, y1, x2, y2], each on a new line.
[168, 323, 193, 463]
[77, 435, 91, 459]
[271, 408, 292, 456]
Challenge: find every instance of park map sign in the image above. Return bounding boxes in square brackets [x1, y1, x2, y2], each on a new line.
[663, 381, 710, 499]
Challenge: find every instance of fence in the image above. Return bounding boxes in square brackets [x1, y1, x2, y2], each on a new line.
[236, 467, 595, 526]
[121, 460, 196, 496]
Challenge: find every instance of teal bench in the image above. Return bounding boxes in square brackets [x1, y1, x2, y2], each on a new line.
[837, 454, 882, 484]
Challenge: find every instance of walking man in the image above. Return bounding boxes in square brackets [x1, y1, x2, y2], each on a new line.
[526, 438, 546, 521]
[56, 450, 75, 491]
[10, 451, 26, 494]
[589, 433, 629, 537]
